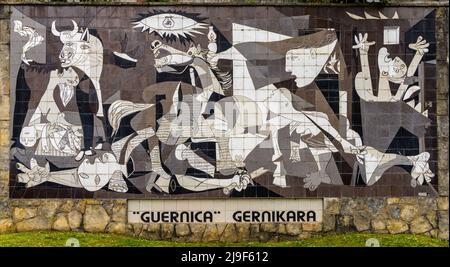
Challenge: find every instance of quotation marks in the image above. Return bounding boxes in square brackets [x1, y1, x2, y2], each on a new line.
[133, 211, 221, 214]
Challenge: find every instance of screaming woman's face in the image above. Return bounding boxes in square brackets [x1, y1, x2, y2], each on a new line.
[285, 39, 337, 88]
[378, 47, 407, 83]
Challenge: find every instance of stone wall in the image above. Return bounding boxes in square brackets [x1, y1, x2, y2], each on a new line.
[0, 2, 449, 242]
[0, 197, 448, 241]
[0, 4, 10, 201]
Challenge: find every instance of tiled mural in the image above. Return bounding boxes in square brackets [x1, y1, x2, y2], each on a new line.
[9, 6, 438, 198]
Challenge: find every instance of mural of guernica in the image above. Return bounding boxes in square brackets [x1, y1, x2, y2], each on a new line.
[9, 6, 438, 198]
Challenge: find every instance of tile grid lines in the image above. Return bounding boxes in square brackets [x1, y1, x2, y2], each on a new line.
[2, 5, 440, 199]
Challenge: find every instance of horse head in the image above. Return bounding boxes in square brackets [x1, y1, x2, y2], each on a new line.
[151, 40, 205, 74]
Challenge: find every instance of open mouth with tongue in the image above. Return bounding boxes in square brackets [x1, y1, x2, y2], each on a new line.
[151, 40, 194, 73]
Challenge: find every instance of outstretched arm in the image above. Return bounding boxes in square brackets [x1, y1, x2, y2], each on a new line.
[407, 36, 429, 77]
[353, 33, 375, 84]
[353, 33, 377, 101]
[394, 36, 429, 100]
[91, 79, 104, 117]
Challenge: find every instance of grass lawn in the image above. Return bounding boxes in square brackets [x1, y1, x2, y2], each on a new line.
[0, 231, 448, 247]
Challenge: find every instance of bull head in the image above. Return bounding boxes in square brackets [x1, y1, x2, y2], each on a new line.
[51, 20, 104, 117]
[51, 20, 79, 43]
[51, 20, 96, 68]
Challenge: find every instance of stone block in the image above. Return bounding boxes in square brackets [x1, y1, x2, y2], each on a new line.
[202, 224, 219, 242]
[285, 223, 302, 235]
[410, 216, 432, 234]
[371, 219, 386, 231]
[260, 222, 278, 233]
[400, 205, 418, 222]
[387, 198, 401, 205]
[387, 206, 401, 219]
[438, 211, 449, 240]
[340, 198, 357, 216]
[161, 224, 174, 239]
[235, 224, 250, 242]
[188, 224, 206, 242]
[437, 197, 449, 211]
[302, 222, 322, 232]
[13, 207, 37, 222]
[175, 223, 190, 237]
[58, 201, 74, 213]
[386, 219, 408, 234]
[52, 213, 70, 231]
[277, 224, 287, 235]
[147, 223, 160, 233]
[38, 201, 60, 218]
[353, 212, 371, 231]
[0, 95, 10, 122]
[249, 224, 260, 242]
[107, 222, 127, 235]
[220, 224, 237, 243]
[0, 6, 11, 19]
[83, 205, 110, 232]
[131, 223, 143, 236]
[68, 210, 82, 230]
[0, 20, 9, 44]
[324, 198, 340, 215]
[16, 216, 51, 232]
[0, 201, 10, 219]
[337, 215, 353, 229]
[0, 218, 14, 233]
[111, 204, 126, 223]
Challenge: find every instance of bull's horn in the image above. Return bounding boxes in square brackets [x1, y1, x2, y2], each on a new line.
[70, 20, 79, 36]
[51, 21, 60, 36]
